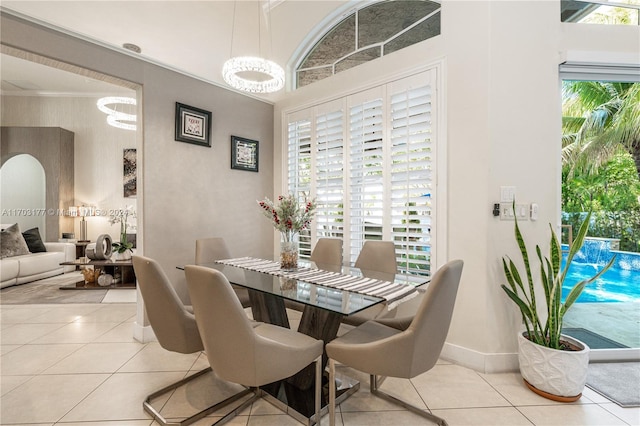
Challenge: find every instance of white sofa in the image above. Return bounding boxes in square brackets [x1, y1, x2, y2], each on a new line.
[1, 242, 76, 289]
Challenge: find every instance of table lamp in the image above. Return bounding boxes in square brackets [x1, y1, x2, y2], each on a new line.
[69, 205, 96, 242]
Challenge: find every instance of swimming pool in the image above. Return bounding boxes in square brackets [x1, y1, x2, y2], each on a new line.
[562, 262, 640, 303]
[561, 238, 640, 303]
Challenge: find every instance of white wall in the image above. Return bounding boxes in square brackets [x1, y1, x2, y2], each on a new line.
[275, 0, 640, 372]
[0, 154, 46, 232]
[1, 96, 137, 241]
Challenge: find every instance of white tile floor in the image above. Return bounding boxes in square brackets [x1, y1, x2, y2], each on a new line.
[1, 300, 639, 426]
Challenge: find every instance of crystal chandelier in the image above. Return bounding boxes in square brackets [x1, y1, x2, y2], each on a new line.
[223, 1, 284, 94]
[97, 96, 137, 131]
[222, 56, 284, 93]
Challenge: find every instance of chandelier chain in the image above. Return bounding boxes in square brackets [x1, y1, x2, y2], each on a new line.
[268, 0, 273, 60]
[229, 1, 237, 58]
[258, 0, 262, 58]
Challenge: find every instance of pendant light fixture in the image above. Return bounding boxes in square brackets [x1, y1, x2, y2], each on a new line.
[222, 1, 284, 94]
[97, 96, 137, 131]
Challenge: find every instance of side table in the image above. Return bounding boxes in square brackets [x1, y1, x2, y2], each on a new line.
[59, 259, 136, 290]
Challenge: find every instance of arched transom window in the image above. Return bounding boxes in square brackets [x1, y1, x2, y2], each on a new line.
[296, 0, 441, 88]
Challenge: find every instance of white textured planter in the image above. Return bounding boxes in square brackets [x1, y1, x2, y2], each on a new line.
[518, 332, 590, 400]
[113, 251, 132, 261]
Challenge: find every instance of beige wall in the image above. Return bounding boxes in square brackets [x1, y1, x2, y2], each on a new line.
[274, 1, 640, 371]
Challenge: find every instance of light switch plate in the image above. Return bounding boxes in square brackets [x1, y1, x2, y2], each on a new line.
[500, 203, 529, 221]
[500, 186, 516, 202]
[499, 203, 514, 220]
[530, 203, 539, 221]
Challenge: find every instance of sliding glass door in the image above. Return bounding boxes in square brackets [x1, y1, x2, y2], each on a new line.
[560, 63, 640, 360]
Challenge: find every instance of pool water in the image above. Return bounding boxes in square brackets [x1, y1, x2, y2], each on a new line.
[562, 262, 640, 303]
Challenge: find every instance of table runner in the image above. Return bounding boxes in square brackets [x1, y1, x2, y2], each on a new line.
[216, 257, 419, 310]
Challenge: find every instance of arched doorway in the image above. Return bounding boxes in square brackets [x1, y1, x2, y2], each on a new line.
[0, 154, 46, 233]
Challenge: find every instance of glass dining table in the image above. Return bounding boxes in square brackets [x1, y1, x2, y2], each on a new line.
[178, 258, 430, 425]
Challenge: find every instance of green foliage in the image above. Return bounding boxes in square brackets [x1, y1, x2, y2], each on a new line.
[562, 153, 640, 252]
[563, 153, 640, 211]
[562, 81, 640, 179]
[112, 240, 134, 254]
[580, 1, 638, 25]
[589, 210, 640, 253]
[561, 81, 640, 252]
[501, 210, 615, 350]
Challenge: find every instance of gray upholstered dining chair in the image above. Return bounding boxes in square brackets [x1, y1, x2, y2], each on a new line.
[284, 237, 342, 312]
[354, 240, 398, 275]
[283, 237, 344, 313]
[185, 265, 324, 425]
[327, 259, 464, 426]
[132, 255, 252, 426]
[195, 237, 251, 308]
[342, 240, 399, 326]
[309, 237, 343, 272]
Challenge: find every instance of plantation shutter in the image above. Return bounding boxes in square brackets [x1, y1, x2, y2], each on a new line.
[315, 101, 345, 242]
[348, 88, 385, 265]
[388, 76, 433, 274]
[287, 113, 313, 257]
[285, 70, 436, 271]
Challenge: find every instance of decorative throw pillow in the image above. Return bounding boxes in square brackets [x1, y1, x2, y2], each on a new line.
[22, 227, 47, 253]
[0, 223, 31, 258]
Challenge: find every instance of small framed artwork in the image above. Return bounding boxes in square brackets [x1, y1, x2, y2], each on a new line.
[123, 148, 137, 198]
[175, 102, 212, 147]
[231, 136, 259, 172]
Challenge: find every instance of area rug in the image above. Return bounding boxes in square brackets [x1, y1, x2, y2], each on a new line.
[586, 362, 640, 407]
[0, 272, 107, 304]
[562, 327, 628, 349]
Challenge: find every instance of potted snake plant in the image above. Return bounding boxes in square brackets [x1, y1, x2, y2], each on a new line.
[501, 209, 614, 402]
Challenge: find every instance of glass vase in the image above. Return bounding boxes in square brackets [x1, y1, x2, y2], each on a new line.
[280, 233, 298, 271]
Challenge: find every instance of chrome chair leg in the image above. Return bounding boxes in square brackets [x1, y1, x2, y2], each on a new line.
[370, 374, 448, 426]
[143, 366, 254, 426]
[210, 388, 260, 426]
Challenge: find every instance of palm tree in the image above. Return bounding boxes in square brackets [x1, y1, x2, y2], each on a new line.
[562, 81, 640, 180]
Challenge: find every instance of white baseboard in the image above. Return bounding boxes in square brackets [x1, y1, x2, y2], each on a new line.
[440, 341, 519, 373]
[440, 342, 640, 372]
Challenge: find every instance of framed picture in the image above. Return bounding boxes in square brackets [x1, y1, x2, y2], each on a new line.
[123, 148, 137, 198]
[175, 102, 212, 147]
[231, 136, 259, 172]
